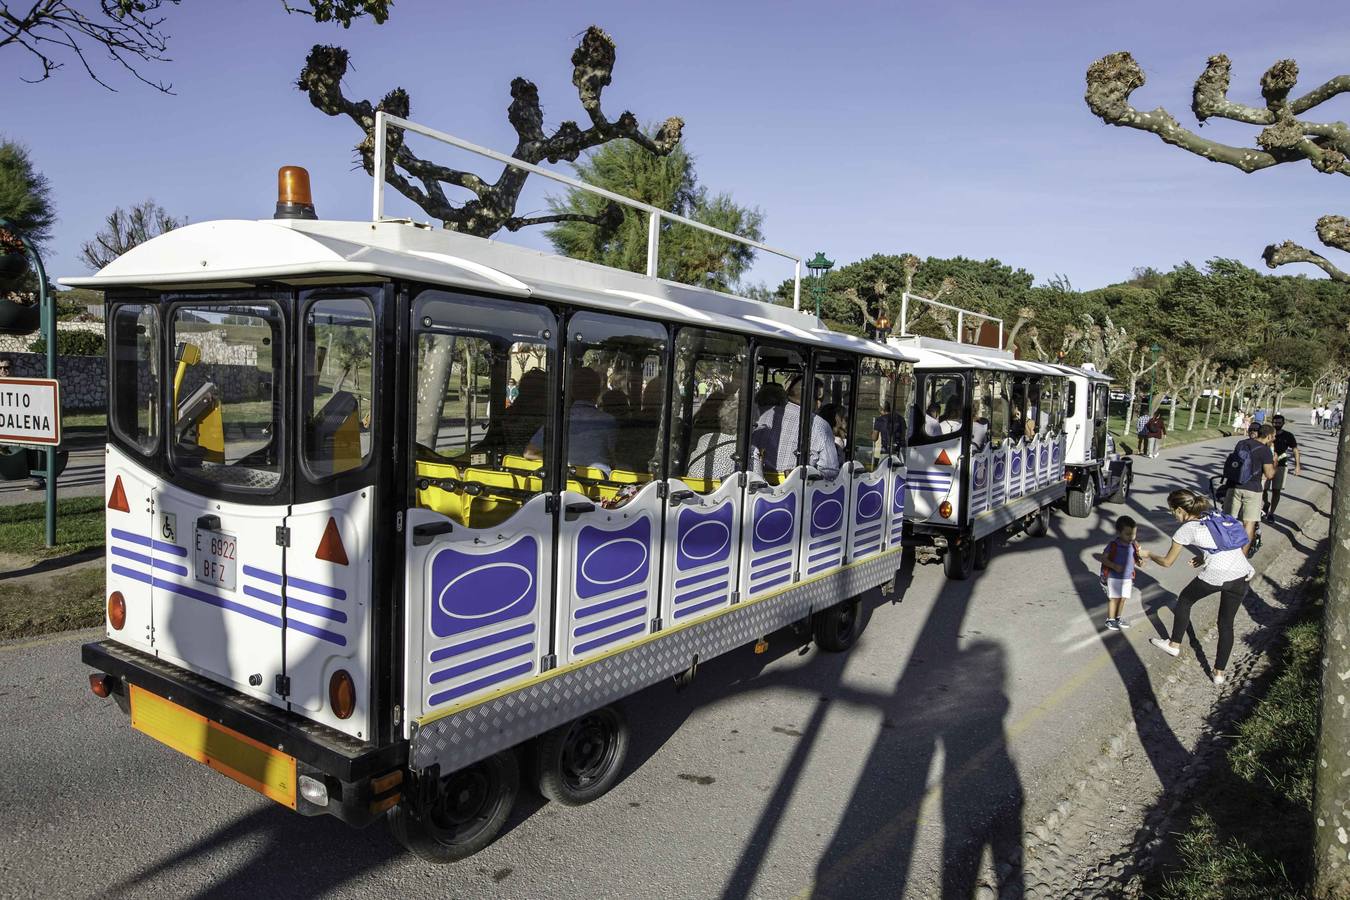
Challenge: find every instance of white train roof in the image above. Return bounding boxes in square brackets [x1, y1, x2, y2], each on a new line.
[888, 336, 1113, 381]
[61, 218, 917, 364]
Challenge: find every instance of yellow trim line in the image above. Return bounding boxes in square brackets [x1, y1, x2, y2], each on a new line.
[414, 546, 903, 729]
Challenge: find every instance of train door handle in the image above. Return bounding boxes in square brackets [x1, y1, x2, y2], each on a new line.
[806, 472, 824, 483]
[747, 481, 772, 494]
[669, 489, 696, 506]
[412, 520, 454, 546]
[197, 514, 221, 531]
[564, 502, 597, 521]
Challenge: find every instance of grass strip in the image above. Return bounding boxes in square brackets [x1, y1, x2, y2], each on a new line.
[0, 565, 105, 639]
[0, 496, 106, 560]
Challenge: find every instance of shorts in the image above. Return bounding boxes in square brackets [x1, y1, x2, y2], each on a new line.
[1225, 488, 1263, 523]
[1104, 576, 1132, 599]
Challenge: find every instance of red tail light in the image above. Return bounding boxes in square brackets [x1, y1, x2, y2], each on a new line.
[89, 674, 113, 698]
[107, 591, 126, 630]
[938, 501, 953, 519]
[329, 669, 356, 719]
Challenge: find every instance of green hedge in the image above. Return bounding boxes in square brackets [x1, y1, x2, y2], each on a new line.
[27, 330, 105, 356]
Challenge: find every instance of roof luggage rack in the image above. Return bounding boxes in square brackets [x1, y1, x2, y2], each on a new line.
[370, 112, 805, 309]
[897, 291, 1005, 350]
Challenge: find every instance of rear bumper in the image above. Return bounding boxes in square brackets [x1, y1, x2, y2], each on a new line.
[83, 639, 405, 827]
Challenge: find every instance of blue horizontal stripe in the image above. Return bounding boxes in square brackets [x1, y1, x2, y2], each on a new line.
[428, 661, 534, 706]
[674, 580, 729, 606]
[808, 561, 839, 574]
[429, 642, 534, 684]
[753, 548, 793, 567]
[242, 584, 283, 606]
[243, 565, 346, 602]
[109, 545, 188, 577]
[751, 561, 792, 582]
[750, 574, 791, 594]
[111, 564, 283, 630]
[241, 585, 347, 626]
[674, 567, 729, 590]
[430, 623, 535, 663]
[573, 622, 646, 655]
[853, 522, 882, 536]
[809, 550, 840, 566]
[110, 528, 187, 558]
[285, 618, 347, 647]
[809, 535, 842, 552]
[573, 605, 646, 638]
[674, 595, 727, 619]
[575, 590, 646, 621]
[853, 543, 881, 557]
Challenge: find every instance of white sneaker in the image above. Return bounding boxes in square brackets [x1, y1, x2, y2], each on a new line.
[1105, 618, 1120, 631]
[1117, 618, 1132, 629]
[1150, 637, 1180, 657]
[1213, 672, 1226, 686]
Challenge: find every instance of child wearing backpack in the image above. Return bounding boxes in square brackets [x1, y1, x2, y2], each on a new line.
[1223, 424, 1276, 554]
[1142, 488, 1255, 686]
[1100, 515, 1144, 630]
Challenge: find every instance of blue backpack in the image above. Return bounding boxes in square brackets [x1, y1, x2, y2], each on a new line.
[1223, 442, 1255, 486]
[1201, 512, 1249, 553]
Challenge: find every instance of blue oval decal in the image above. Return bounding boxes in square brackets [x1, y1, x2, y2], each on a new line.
[755, 508, 793, 545]
[581, 537, 649, 586]
[680, 519, 730, 562]
[438, 562, 534, 621]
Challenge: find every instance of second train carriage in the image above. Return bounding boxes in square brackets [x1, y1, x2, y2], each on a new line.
[75, 115, 924, 862]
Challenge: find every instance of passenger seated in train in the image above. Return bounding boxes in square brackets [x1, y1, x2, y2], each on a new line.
[939, 396, 963, 434]
[525, 366, 617, 475]
[872, 401, 902, 455]
[686, 397, 739, 482]
[972, 400, 990, 449]
[476, 367, 546, 459]
[751, 376, 839, 479]
[614, 377, 663, 473]
[923, 401, 943, 437]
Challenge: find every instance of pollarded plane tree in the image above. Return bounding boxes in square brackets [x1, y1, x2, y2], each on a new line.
[1087, 50, 1350, 899]
[1085, 52, 1350, 281]
[297, 25, 684, 239]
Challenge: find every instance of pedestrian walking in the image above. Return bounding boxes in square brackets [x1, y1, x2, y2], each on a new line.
[1312, 405, 1322, 427]
[1333, 404, 1344, 434]
[1099, 515, 1144, 630]
[1262, 414, 1301, 524]
[1230, 408, 1245, 434]
[1143, 488, 1255, 687]
[1222, 423, 1276, 552]
[1145, 409, 1166, 458]
[1136, 410, 1151, 451]
[1324, 403, 1335, 431]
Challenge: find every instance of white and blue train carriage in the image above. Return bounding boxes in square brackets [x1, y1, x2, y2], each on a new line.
[887, 292, 1128, 580]
[73, 114, 920, 863]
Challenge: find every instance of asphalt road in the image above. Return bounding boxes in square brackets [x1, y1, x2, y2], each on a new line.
[0, 420, 1336, 899]
[0, 446, 104, 507]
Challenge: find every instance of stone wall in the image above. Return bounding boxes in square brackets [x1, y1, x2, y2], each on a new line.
[1, 352, 269, 412]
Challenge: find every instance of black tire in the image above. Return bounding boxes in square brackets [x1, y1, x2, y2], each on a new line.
[1109, 470, 1132, 504]
[388, 750, 520, 864]
[1066, 477, 1095, 518]
[943, 539, 974, 581]
[532, 706, 630, 806]
[1025, 507, 1050, 538]
[973, 536, 992, 571]
[815, 596, 864, 652]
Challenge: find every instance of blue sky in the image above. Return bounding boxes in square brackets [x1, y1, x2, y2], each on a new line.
[4, 0, 1347, 291]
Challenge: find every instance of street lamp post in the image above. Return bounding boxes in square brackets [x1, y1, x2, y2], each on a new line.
[806, 252, 833, 325]
[0, 218, 57, 547]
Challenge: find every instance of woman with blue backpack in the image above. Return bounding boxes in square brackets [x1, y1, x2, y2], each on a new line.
[1141, 488, 1255, 686]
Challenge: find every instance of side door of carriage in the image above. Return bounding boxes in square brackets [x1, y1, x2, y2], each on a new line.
[402, 291, 557, 727]
[553, 312, 667, 664]
[154, 297, 290, 708]
[661, 328, 747, 626]
[740, 345, 808, 600]
[800, 354, 854, 580]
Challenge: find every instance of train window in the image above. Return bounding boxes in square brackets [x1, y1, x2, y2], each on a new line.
[413, 292, 555, 527]
[988, 372, 1009, 444]
[814, 352, 854, 477]
[169, 302, 283, 491]
[301, 296, 374, 480]
[1051, 378, 1066, 433]
[559, 312, 668, 495]
[1065, 380, 1078, 419]
[1028, 377, 1046, 437]
[1009, 375, 1028, 442]
[110, 304, 160, 454]
[749, 345, 807, 480]
[893, 366, 915, 449]
[971, 370, 993, 450]
[855, 357, 899, 468]
[914, 372, 965, 444]
[670, 328, 747, 491]
[1094, 383, 1109, 421]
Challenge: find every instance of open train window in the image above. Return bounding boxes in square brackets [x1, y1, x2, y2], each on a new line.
[670, 328, 747, 491]
[912, 371, 965, 445]
[855, 356, 899, 468]
[812, 351, 853, 477]
[749, 344, 806, 479]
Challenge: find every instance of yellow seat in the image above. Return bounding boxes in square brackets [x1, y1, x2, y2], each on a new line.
[609, 469, 653, 485]
[502, 454, 541, 473]
[680, 476, 721, 493]
[764, 471, 787, 486]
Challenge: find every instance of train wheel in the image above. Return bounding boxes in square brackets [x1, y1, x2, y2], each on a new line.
[943, 539, 974, 581]
[1067, 477, 1095, 518]
[815, 596, 864, 652]
[973, 536, 992, 571]
[388, 750, 520, 863]
[532, 706, 630, 806]
[1025, 507, 1050, 538]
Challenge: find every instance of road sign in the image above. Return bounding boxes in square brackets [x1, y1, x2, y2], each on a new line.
[0, 377, 61, 446]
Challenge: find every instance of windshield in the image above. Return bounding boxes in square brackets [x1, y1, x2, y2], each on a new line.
[169, 302, 285, 491]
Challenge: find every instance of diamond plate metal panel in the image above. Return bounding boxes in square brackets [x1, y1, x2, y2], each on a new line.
[411, 550, 901, 771]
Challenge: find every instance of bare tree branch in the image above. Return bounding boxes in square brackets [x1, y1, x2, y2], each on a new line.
[0, 0, 179, 92]
[1262, 239, 1350, 282]
[298, 25, 683, 237]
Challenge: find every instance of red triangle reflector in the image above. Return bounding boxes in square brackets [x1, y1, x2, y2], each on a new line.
[107, 475, 130, 513]
[935, 449, 953, 467]
[315, 517, 349, 566]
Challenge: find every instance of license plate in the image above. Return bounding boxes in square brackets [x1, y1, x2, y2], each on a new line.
[194, 528, 238, 591]
[130, 685, 296, 808]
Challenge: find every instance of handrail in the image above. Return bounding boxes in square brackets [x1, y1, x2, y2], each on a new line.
[899, 291, 1004, 349]
[371, 112, 803, 310]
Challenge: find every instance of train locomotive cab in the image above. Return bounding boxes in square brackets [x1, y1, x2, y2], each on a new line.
[1059, 365, 1132, 514]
